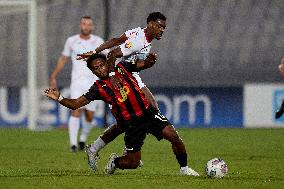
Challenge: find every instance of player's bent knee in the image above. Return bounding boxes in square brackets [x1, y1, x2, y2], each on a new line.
[162, 125, 179, 142]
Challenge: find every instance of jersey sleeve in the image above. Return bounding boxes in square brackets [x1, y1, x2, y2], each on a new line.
[83, 82, 102, 102]
[62, 37, 72, 57]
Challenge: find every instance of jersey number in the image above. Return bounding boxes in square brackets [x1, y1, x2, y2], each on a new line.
[154, 112, 167, 122]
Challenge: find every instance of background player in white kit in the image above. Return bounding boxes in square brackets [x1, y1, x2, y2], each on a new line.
[50, 16, 108, 152]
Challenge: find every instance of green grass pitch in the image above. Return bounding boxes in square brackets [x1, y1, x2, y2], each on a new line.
[0, 128, 284, 189]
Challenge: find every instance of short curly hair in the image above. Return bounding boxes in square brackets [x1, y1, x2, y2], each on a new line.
[147, 12, 166, 23]
[86, 54, 107, 70]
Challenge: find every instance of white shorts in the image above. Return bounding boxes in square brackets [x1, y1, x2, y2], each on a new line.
[70, 78, 99, 112]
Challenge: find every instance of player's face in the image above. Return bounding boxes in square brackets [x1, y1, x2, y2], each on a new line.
[90, 59, 109, 78]
[80, 18, 94, 36]
[151, 19, 166, 40]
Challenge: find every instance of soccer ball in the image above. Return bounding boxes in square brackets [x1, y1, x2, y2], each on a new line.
[205, 158, 228, 178]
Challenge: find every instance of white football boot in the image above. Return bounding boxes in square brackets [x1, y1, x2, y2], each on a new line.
[85, 145, 99, 172]
[180, 166, 200, 176]
[104, 153, 118, 174]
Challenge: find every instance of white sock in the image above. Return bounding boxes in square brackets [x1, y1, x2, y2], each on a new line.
[79, 121, 94, 142]
[180, 166, 189, 171]
[90, 136, 106, 154]
[68, 116, 80, 146]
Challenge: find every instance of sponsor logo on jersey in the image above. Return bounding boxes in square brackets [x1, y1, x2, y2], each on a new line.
[118, 86, 130, 102]
[125, 42, 133, 49]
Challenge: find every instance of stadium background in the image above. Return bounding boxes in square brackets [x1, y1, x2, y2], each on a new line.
[1, 1, 284, 188]
[0, 0, 283, 129]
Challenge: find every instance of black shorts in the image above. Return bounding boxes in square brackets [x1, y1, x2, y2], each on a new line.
[122, 107, 171, 153]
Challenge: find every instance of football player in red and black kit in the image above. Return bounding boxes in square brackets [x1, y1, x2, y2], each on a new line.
[44, 54, 199, 176]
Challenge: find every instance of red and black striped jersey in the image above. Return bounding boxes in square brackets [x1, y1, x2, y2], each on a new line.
[83, 62, 150, 122]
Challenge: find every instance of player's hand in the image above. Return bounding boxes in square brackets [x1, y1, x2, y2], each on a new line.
[110, 75, 125, 90]
[76, 51, 95, 60]
[146, 53, 158, 63]
[49, 77, 57, 88]
[144, 53, 158, 68]
[44, 88, 60, 101]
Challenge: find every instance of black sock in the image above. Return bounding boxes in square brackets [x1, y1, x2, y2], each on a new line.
[176, 153, 187, 167]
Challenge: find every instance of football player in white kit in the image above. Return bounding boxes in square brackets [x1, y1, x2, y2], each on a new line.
[50, 16, 108, 152]
[75, 12, 190, 175]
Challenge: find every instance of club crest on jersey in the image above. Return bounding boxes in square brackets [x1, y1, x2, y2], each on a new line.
[125, 42, 133, 49]
[118, 86, 130, 102]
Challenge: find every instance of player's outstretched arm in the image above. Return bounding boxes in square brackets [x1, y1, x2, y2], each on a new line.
[107, 47, 125, 89]
[44, 88, 89, 110]
[76, 34, 127, 60]
[95, 34, 127, 54]
[50, 55, 68, 88]
[107, 47, 123, 71]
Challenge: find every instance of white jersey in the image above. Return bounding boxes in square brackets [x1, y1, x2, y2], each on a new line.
[118, 27, 151, 89]
[62, 34, 108, 82]
[119, 27, 151, 63]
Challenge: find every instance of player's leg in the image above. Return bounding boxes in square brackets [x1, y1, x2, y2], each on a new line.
[87, 123, 125, 155]
[147, 108, 199, 176]
[68, 80, 84, 152]
[78, 109, 95, 150]
[69, 109, 81, 152]
[104, 122, 146, 174]
[115, 151, 141, 168]
[122, 146, 144, 167]
[85, 124, 125, 172]
[70, 78, 98, 150]
[105, 151, 141, 174]
[161, 125, 199, 176]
